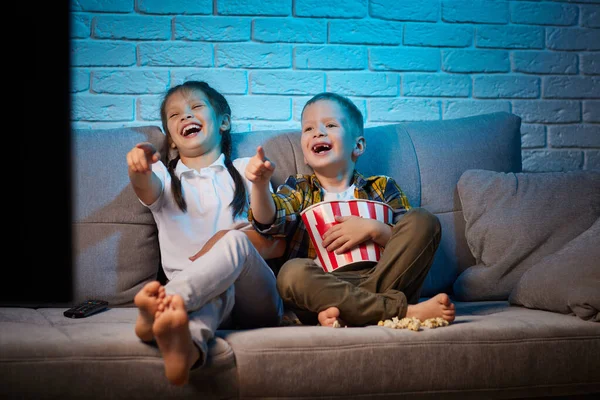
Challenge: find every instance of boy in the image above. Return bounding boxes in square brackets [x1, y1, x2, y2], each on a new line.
[245, 92, 455, 327]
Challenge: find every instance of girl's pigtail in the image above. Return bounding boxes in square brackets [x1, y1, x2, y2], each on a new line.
[221, 130, 247, 218]
[167, 156, 187, 212]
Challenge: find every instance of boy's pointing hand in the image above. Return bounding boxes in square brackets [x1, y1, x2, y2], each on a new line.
[246, 146, 276, 186]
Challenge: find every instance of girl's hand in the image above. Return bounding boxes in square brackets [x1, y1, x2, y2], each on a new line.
[245, 146, 275, 186]
[321, 216, 389, 254]
[127, 142, 161, 174]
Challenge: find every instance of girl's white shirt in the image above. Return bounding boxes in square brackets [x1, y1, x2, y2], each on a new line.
[140, 153, 270, 280]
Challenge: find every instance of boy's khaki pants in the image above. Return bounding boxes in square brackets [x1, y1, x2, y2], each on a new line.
[276, 207, 442, 326]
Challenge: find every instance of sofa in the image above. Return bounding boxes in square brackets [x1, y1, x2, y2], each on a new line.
[1, 112, 599, 400]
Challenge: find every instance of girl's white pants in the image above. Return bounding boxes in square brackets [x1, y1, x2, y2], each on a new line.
[165, 230, 283, 367]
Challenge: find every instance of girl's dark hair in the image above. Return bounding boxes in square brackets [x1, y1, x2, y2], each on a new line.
[301, 92, 364, 137]
[159, 81, 247, 218]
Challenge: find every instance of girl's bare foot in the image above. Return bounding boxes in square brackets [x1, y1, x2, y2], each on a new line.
[134, 281, 165, 342]
[406, 293, 456, 323]
[318, 306, 347, 327]
[153, 295, 200, 386]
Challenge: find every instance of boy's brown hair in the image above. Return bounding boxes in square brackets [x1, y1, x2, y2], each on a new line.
[301, 92, 364, 137]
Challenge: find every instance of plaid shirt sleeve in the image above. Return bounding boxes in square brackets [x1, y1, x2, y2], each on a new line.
[249, 174, 308, 238]
[360, 175, 411, 224]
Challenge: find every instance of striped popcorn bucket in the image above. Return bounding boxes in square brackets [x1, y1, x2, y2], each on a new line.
[300, 199, 393, 273]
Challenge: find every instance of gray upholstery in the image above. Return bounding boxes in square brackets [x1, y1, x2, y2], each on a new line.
[510, 217, 600, 321]
[1, 112, 598, 399]
[454, 169, 600, 301]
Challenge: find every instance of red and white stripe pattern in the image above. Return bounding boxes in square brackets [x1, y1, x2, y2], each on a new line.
[301, 200, 393, 273]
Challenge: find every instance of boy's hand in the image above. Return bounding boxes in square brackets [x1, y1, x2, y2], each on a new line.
[322, 216, 388, 254]
[127, 142, 160, 174]
[246, 146, 275, 186]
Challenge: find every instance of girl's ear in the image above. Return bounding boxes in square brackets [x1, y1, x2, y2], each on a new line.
[220, 114, 231, 132]
[353, 136, 366, 158]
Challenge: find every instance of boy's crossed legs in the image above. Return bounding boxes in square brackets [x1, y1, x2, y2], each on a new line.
[279, 208, 456, 327]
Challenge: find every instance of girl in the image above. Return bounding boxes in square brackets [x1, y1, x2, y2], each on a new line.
[127, 81, 284, 386]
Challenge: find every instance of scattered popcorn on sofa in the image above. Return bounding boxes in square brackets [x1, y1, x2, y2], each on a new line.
[376, 316, 449, 331]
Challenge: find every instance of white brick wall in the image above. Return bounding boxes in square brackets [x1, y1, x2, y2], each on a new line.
[70, 0, 600, 172]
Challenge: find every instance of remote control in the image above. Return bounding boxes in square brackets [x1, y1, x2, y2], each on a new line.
[63, 300, 109, 318]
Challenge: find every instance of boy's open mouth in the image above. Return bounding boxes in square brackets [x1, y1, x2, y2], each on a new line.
[312, 143, 332, 154]
[181, 123, 202, 138]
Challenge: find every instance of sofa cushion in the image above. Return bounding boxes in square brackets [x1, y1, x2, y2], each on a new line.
[223, 302, 600, 398]
[72, 126, 167, 306]
[453, 169, 600, 301]
[509, 217, 600, 321]
[0, 307, 238, 399]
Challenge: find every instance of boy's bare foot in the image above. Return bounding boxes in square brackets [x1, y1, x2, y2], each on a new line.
[153, 295, 200, 386]
[134, 281, 165, 342]
[318, 306, 347, 327]
[406, 293, 456, 323]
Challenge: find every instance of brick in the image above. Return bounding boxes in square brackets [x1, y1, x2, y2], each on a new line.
[543, 76, 600, 99]
[512, 51, 577, 75]
[510, 1, 577, 26]
[92, 70, 169, 94]
[586, 151, 600, 170]
[137, 0, 212, 14]
[71, 69, 90, 93]
[296, 46, 366, 70]
[583, 101, 600, 122]
[370, 0, 439, 22]
[547, 28, 600, 51]
[476, 25, 544, 49]
[139, 43, 213, 67]
[71, 14, 91, 38]
[403, 73, 470, 97]
[227, 96, 292, 120]
[473, 75, 539, 98]
[520, 123, 546, 148]
[231, 123, 252, 134]
[71, 41, 136, 67]
[443, 100, 510, 119]
[370, 48, 440, 71]
[175, 17, 250, 41]
[94, 16, 171, 40]
[71, 95, 134, 121]
[442, 50, 509, 73]
[581, 53, 600, 75]
[522, 150, 583, 172]
[171, 69, 248, 94]
[327, 72, 399, 96]
[250, 121, 300, 131]
[369, 98, 440, 122]
[250, 71, 324, 94]
[218, 0, 291, 16]
[253, 18, 326, 43]
[549, 125, 600, 148]
[138, 95, 162, 121]
[330, 20, 403, 45]
[293, 97, 313, 121]
[75, 0, 133, 12]
[512, 100, 580, 123]
[217, 44, 291, 68]
[295, 0, 366, 18]
[404, 24, 472, 48]
[442, 0, 508, 24]
[581, 5, 600, 28]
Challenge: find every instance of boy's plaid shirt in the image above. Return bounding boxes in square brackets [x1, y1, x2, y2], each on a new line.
[249, 170, 411, 260]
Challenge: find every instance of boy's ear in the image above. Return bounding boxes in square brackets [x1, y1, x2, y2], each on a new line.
[353, 136, 366, 158]
[220, 114, 231, 132]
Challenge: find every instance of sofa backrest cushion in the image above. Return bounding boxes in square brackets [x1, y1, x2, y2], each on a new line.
[232, 112, 522, 296]
[72, 126, 166, 306]
[69, 112, 521, 305]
